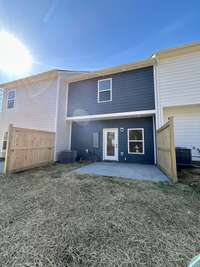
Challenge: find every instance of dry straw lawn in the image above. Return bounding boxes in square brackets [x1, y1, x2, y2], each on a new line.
[0, 163, 200, 266]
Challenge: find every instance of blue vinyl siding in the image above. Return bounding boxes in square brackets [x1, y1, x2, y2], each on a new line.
[71, 117, 154, 164]
[68, 66, 154, 117]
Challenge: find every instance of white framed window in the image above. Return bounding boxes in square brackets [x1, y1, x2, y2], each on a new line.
[128, 128, 144, 154]
[7, 90, 16, 109]
[97, 78, 112, 103]
[2, 131, 8, 151]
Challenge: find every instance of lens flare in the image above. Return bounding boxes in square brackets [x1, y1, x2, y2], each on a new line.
[0, 31, 32, 76]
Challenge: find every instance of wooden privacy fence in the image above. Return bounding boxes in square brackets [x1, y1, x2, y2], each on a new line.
[157, 117, 177, 182]
[4, 124, 55, 173]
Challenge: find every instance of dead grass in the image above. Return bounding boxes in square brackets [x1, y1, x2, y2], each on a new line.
[0, 163, 200, 266]
[178, 167, 200, 193]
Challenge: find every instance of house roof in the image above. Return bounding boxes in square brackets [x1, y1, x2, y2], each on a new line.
[66, 41, 200, 84]
[1, 41, 200, 88]
[152, 41, 200, 60]
[66, 58, 154, 83]
[0, 69, 87, 89]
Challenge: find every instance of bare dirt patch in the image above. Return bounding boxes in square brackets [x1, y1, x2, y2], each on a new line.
[0, 163, 200, 266]
[178, 167, 200, 193]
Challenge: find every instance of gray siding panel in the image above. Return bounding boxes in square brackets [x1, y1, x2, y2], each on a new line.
[68, 67, 155, 116]
[71, 117, 154, 164]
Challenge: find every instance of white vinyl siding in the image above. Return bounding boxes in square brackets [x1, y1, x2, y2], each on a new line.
[55, 72, 84, 158]
[156, 51, 200, 109]
[155, 50, 200, 162]
[54, 76, 72, 157]
[164, 105, 200, 161]
[0, 79, 57, 157]
[0, 89, 4, 112]
[0, 71, 83, 159]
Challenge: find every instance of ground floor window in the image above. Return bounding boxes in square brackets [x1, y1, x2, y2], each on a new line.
[2, 131, 8, 151]
[128, 128, 144, 154]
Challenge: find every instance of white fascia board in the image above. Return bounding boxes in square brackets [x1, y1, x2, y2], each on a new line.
[66, 110, 156, 121]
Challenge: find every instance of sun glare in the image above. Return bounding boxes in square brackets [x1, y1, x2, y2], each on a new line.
[0, 31, 32, 76]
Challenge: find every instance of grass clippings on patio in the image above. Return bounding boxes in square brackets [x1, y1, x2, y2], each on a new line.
[0, 163, 200, 266]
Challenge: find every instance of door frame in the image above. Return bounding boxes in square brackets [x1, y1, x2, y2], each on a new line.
[103, 128, 118, 161]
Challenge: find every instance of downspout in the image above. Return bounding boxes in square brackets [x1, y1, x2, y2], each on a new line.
[153, 55, 163, 128]
[65, 82, 72, 150]
[54, 73, 61, 161]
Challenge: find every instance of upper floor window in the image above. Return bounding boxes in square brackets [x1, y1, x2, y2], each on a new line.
[98, 78, 112, 103]
[128, 128, 144, 154]
[7, 90, 16, 109]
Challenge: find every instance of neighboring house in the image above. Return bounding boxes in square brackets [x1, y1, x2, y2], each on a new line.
[0, 69, 85, 159]
[153, 42, 200, 161]
[66, 59, 156, 164]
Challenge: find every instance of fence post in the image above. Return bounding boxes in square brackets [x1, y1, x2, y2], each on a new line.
[4, 124, 13, 174]
[156, 117, 178, 182]
[169, 117, 177, 182]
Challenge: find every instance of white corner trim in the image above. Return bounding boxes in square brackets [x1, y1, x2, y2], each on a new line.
[153, 63, 163, 128]
[54, 74, 61, 160]
[69, 120, 72, 150]
[66, 109, 156, 121]
[153, 64, 158, 124]
[153, 116, 157, 164]
[65, 82, 69, 116]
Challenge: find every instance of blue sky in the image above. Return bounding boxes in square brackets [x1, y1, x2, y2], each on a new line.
[0, 0, 199, 84]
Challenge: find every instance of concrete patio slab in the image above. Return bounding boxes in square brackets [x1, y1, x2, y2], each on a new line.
[0, 160, 4, 173]
[73, 162, 169, 182]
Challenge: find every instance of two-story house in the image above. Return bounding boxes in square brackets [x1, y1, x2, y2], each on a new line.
[153, 42, 200, 161]
[66, 59, 156, 164]
[0, 41, 199, 165]
[0, 69, 85, 159]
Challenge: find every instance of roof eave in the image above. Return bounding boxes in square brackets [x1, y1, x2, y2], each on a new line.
[153, 41, 200, 60]
[66, 58, 154, 83]
[0, 69, 60, 89]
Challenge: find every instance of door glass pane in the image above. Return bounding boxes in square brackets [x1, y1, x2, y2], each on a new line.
[107, 132, 115, 156]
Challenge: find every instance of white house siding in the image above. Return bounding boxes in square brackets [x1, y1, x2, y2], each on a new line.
[54, 74, 71, 158]
[155, 50, 200, 161]
[156, 51, 200, 107]
[0, 79, 57, 157]
[0, 70, 85, 159]
[163, 105, 200, 161]
[54, 72, 86, 159]
[155, 51, 200, 125]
